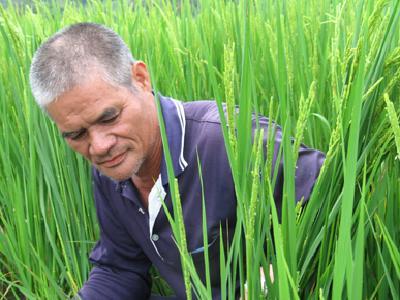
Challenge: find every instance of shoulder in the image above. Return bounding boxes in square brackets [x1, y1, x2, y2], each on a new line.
[181, 100, 228, 162]
[182, 100, 226, 144]
[183, 100, 273, 131]
[182, 100, 222, 125]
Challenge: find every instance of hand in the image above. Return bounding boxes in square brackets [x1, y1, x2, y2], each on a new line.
[241, 264, 274, 299]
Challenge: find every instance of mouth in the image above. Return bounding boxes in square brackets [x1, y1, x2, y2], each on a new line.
[98, 151, 127, 168]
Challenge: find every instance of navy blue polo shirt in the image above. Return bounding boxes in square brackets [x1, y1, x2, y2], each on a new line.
[78, 95, 325, 300]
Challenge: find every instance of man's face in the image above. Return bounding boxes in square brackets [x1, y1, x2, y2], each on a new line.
[46, 64, 160, 181]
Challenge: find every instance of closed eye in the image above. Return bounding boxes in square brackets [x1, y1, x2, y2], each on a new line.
[101, 114, 119, 124]
[63, 129, 87, 141]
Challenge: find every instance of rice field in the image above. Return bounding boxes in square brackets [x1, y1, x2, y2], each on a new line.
[0, 0, 399, 299]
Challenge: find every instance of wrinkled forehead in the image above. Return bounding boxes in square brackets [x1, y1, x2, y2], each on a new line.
[47, 98, 97, 131]
[46, 77, 121, 129]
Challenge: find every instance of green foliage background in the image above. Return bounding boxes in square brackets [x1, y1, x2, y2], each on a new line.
[0, 0, 399, 299]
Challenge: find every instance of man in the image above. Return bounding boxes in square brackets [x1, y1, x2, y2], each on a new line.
[29, 23, 325, 299]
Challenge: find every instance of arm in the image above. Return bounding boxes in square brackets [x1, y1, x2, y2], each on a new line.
[78, 264, 151, 299]
[257, 116, 325, 209]
[78, 169, 152, 300]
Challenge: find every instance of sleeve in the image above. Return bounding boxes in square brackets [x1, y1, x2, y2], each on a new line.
[78, 169, 152, 300]
[256, 116, 325, 216]
[293, 145, 325, 202]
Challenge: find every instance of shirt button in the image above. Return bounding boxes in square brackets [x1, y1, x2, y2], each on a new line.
[151, 234, 159, 242]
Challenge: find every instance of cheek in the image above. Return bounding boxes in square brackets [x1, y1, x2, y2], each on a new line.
[115, 122, 137, 141]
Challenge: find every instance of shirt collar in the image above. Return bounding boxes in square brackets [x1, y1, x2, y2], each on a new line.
[158, 94, 188, 186]
[114, 93, 188, 192]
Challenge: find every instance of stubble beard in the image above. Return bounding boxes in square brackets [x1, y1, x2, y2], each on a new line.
[130, 156, 145, 177]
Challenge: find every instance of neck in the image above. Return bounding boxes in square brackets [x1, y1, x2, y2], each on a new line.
[131, 128, 163, 208]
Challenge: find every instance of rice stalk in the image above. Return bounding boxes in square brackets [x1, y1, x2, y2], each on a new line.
[383, 93, 400, 159]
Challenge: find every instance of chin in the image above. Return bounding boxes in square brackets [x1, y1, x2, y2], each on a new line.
[98, 158, 144, 181]
[108, 172, 132, 182]
[96, 169, 129, 181]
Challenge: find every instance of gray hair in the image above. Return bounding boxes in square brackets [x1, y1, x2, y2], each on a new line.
[29, 22, 135, 108]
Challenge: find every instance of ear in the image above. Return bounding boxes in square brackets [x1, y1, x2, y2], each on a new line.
[131, 61, 152, 92]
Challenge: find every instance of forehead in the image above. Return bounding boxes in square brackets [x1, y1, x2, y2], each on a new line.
[46, 77, 125, 129]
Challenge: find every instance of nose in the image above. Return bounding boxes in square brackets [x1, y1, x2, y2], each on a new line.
[88, 129, 116, 158]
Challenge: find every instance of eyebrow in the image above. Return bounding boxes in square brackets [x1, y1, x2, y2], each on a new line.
[61, 107, 118, 139]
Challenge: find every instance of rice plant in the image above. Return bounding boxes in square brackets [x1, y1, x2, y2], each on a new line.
[0, 0, 399, 299]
